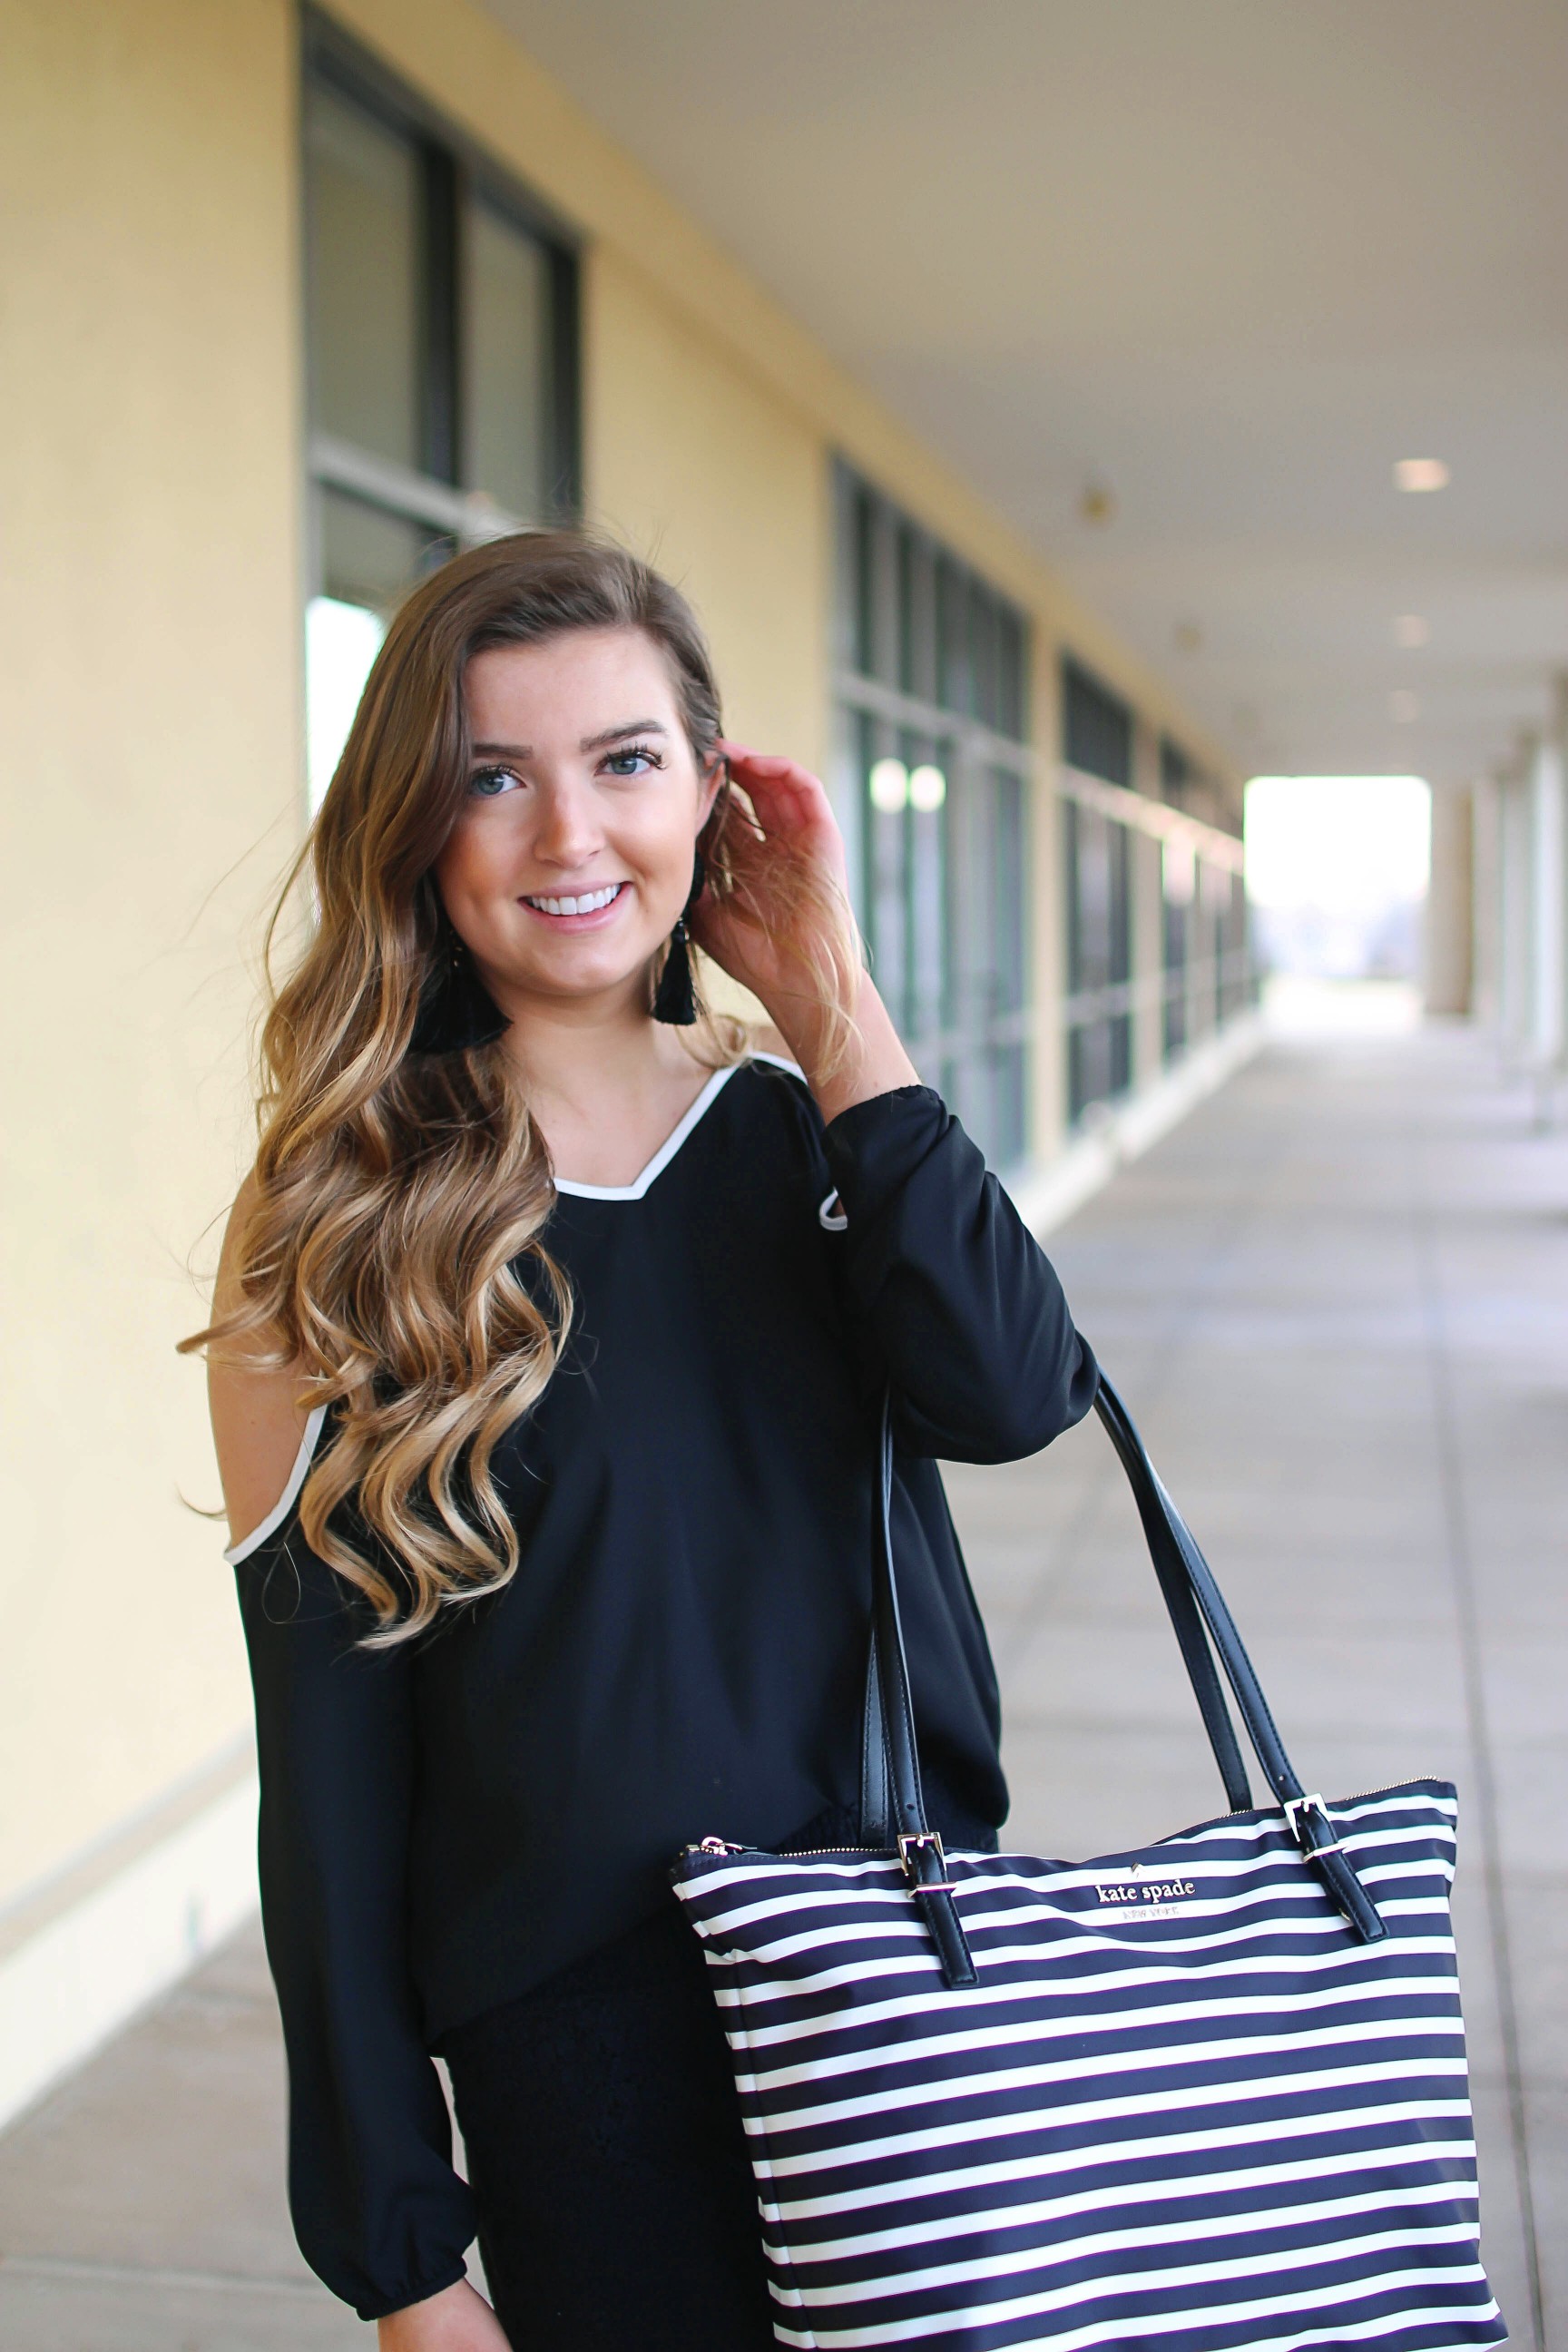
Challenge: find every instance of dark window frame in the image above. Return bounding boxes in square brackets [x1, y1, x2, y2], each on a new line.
[302, 9, 582, 523]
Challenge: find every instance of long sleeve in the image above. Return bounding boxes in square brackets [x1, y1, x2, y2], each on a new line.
[823, 1083, 1097, 1461]
[233, 1530, 476, 2320]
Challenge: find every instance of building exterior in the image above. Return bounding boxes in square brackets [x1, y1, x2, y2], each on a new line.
[0, 0, 1252, 2122]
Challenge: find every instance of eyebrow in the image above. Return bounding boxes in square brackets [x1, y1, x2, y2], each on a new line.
[469, 719, 669, 761]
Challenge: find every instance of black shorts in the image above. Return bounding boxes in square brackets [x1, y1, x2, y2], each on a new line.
[440, 1898, 777, 2351]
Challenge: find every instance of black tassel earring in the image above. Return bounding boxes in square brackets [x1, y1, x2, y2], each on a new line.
[409, 926, 510, 1055]
[651, 848, 706, 1027]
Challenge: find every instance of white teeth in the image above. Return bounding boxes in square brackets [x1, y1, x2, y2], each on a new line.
[525, 884, 622, 916]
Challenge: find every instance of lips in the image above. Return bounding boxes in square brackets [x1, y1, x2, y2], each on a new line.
[521, 883, 625, 917]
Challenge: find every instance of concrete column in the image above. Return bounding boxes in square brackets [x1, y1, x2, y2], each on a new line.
[1497, 757, 1534, 1063]
[1529, 731, 1566, 1071]
[1469, 779, 1502, 1030]
[1424, 783, 1474, 1016]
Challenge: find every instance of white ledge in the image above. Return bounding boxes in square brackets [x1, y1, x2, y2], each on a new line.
[1009, 1013, 1265, 1240]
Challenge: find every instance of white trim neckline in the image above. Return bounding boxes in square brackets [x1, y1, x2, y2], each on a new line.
[551, 1063, 738, 1200]
[550, 1053, 802, 1201]
[224, 1056, 810, 1554]
[224, 1405, 328, 1564]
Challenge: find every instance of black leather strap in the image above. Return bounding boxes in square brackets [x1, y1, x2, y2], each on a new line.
[858, 1394, 976, 1988]
[1092, 1376, 1385, 1942]
[1093, 1387, 1253, 1813]
[860, 1372, 1386, 1950]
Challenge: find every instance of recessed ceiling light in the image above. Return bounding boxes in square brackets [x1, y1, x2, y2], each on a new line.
[1393, 614, 1429, 648]
[1394, 458, 1449, 493]
[1390, 690, 1420, 722]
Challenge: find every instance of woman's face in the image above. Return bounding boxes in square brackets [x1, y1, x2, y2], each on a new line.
[437, 626, 719, 1016]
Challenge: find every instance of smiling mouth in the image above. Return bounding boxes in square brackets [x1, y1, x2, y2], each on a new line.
[521, 883, 626, 917]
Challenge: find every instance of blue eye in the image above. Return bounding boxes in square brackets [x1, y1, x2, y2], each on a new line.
[603, 744, 663, 779]
[469, 766, 521, 798]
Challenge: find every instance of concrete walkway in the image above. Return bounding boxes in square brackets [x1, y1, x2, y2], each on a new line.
[1, 1016, 1561, 2347]
[950, 1014, 1564, 2350]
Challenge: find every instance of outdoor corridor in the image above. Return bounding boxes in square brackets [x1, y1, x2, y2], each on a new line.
[0, 1015, 1561, 2351]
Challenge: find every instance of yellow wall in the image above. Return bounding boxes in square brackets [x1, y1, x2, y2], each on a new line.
[0, 0, 1236, 1921]
[0, 0, 301, 1906]
[585, 250, 830, 776]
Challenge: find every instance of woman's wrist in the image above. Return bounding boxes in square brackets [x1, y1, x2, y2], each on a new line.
[377, 2275, 508, 2349]
[775, 974, 921, 1128]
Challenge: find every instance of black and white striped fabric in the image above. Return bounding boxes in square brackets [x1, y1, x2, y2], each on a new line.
[671, 1374, 1503, 2348]
[673, 1779, 1502, 2349]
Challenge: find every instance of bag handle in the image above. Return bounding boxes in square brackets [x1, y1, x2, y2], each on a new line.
[857, 1392, 977, 1986]
[860, 1369, 1386, 1952]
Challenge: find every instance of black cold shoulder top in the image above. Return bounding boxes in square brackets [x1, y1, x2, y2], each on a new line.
[229, 1061, 1096, 2318]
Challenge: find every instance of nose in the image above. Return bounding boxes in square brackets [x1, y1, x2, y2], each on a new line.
[530, 777, 604, 873]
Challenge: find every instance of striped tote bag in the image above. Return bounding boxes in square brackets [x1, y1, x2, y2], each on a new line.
[671, 1377, 1504, 2350]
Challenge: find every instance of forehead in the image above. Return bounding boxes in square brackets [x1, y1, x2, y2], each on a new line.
[464, 626, 678, 736]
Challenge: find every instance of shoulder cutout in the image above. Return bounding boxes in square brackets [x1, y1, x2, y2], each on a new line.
[224, 1406, 328, 1564]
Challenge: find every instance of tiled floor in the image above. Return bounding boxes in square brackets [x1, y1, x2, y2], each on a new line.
[1, 1019, 1560, 2347]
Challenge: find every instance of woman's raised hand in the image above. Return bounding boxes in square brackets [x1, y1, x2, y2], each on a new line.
[693, 741, 919, 1122]
[692, 743, 854, 1038]
[377, 2278, 512, 2352]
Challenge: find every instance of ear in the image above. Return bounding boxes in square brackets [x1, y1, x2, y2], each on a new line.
[695, 749, 727, 834]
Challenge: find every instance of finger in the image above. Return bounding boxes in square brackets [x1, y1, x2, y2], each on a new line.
[715, 740, 811, 780]
[720, 751, 830, 823]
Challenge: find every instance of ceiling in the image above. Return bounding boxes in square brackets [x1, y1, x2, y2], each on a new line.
[482, 0, 1568, 784]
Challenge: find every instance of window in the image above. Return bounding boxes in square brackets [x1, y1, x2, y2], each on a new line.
[302, 22, 578, 807]
[1175, 856, 1250, 1036]
[1063, 662, 1132, 792]
[1063, 799, 1132, 1122]
[1061, 660, 1134, 1121]
[834, 466, 1031, 1169]
[1203, 864, 1251, 1026]
[1161, 837, 1193, 1063]
[1160, 735, 1193, 809]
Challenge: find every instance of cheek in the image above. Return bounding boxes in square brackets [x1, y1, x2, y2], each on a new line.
[435, 811, 511, 906]
[620, 785, 704, 883]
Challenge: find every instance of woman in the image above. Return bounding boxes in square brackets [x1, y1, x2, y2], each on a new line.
[191, 532, 1095, 2351]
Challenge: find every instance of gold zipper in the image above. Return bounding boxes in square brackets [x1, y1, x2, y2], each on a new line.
[687, 1785, 1448, 1870]
[1332, 1777, 1450, 1809]
[687, 1838, 884, 1859]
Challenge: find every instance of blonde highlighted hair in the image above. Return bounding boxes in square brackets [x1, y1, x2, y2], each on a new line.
[183, 532, 858, 1642]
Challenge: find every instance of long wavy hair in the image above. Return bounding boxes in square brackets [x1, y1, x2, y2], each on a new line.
[184, 531, 858, 1643]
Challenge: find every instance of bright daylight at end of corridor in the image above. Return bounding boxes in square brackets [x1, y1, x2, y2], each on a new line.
[1247, 774, 1432, 1031]
[1, 6, 1564, 2352]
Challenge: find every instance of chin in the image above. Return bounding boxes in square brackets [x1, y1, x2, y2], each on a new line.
[517, 949, 659, 1003]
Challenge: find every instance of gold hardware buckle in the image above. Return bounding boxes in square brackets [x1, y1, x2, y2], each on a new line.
[897, 1830, 957, 1894]
[1284, 1794, 1344, 1857]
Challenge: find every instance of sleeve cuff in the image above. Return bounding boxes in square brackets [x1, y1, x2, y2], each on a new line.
[355, 2257, 469, 2324]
